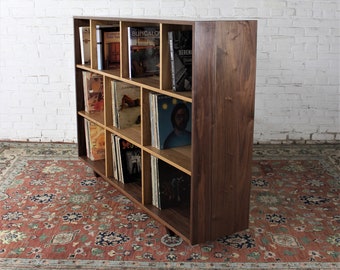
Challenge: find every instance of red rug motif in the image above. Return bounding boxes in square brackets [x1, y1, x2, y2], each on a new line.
[0, 143, 339, 270]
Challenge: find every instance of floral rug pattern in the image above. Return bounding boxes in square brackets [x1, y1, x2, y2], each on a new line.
[0, 142, 339, 270]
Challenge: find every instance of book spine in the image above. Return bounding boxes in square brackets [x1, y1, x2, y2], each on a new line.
[151, 155, 160, 208]
[155, 94, 160, 149]
[84, 119, 90, 159]
[168, 31, 176, 91]
[111, 81, 118, 127]
[111, 134, 119, 181]
[127, 27, 132, 78]
[96, 26, 103, 70]
[115, 136, 123, 182]
[79, 27, 90, 65]
[82, 71, 88, 112]
[79, 27, 85, 65]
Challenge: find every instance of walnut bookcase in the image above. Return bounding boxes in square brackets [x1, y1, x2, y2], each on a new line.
[73, 16, 257, 245]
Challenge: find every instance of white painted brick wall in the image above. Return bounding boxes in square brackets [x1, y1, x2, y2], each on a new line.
[0, 0, 339, 143]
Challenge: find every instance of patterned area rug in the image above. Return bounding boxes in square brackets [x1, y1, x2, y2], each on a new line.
[0, 142, 339, 270]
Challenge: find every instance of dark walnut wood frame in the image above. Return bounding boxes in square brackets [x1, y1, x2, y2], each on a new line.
[73, 16, 257, 245]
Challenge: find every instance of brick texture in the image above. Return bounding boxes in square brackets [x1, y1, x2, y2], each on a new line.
[0, 0, 339, 143]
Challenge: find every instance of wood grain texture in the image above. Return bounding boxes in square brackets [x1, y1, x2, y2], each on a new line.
[191, 21, 216, 244]
[191, 21, 257, 244]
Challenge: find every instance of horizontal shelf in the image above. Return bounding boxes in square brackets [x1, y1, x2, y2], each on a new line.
[151, 88, 192, 103]
[144, 145, 191, 175]
[107, 125, 141, 146]
[80, 156, 142, 204]
[78, 111, 105, 127]
[128, 76, 160, 90]
[106, 177, 142, 204]
[104, 68, 121, 78]
[79, 156, 106, 176]
[77, 64, 121, 79]
[76, 65, 192, 103]
[77, 64, 159, 90]
[144, 203, 190, 241]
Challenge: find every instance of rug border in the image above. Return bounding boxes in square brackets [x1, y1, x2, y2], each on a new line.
[0, 258, 339, 270]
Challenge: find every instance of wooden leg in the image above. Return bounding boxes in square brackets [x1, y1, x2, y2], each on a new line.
[166, 228, 176, 237]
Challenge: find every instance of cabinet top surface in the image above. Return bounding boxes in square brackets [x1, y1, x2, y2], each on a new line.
[73, 16, 257, 24]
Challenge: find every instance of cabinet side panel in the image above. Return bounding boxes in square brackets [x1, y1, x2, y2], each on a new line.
[191, 22, 216, 244]
[211, 21, 257, 239]
[191, 21, 257, 243]
[76, 70, 86, 157]
[74, 19, 89, 156]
